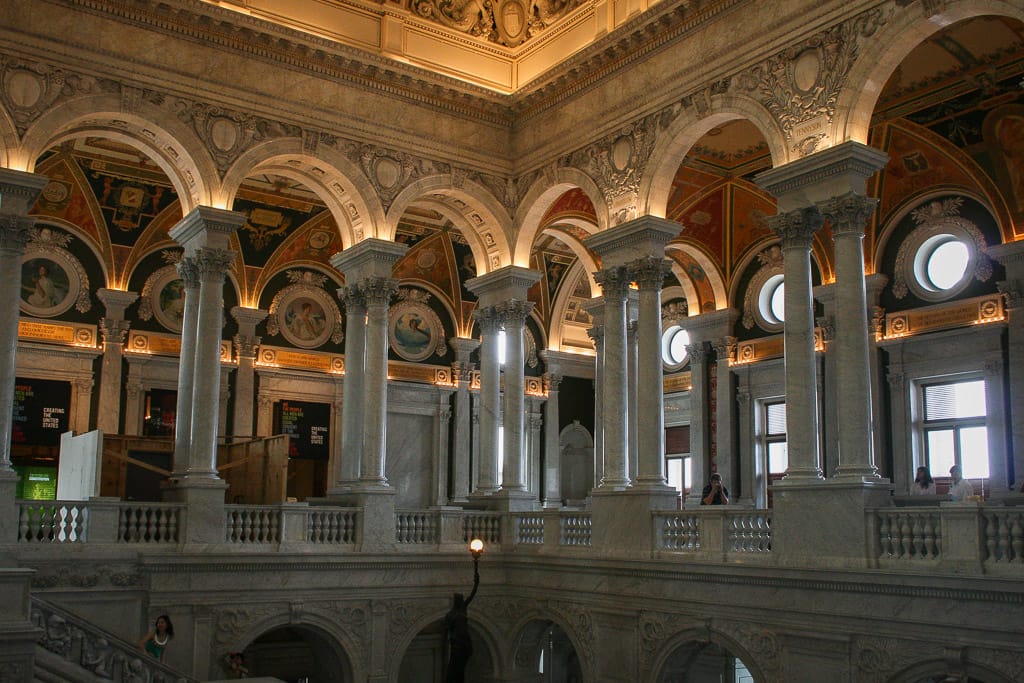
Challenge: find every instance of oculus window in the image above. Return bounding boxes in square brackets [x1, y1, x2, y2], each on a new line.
[661, 326, 690, 371]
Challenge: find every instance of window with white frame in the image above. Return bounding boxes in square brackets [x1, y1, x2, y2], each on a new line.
[765, 401, 788, 475]
[920, 378, 989, 479]
[666, 455, 691, 497]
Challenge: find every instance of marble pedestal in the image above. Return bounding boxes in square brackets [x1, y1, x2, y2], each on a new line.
[771, 480, 892, 569]
[590, 488, 679, 557]
[328, 489, 397, 552]
[0, 473, 18, 543]
[485, 489, 539, 512]
[162, 481, 227, 545]
[0, 568, 39, 683]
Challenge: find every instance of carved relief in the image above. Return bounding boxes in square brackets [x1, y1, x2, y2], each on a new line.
[736, 9, 887, 156]
[265, 270, 345, 348]
[0, 55, 117, 135]
[344, 143, 448, 212]
[568, 112, 663, 216]
[718, 620, 781, 674]
[214, 605, 280, 650]
[410, 0, 584, 47]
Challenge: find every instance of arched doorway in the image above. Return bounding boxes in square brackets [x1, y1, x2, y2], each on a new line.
[398, 618, 495, 683]
[656, 640, 755, 683]
[511, 620, 583, 683]
[231, 624, 353, 683]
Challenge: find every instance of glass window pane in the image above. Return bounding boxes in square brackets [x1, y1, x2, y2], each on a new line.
[924, 381, 985, 420]
[770, 281, 785, 322]
[960, 426, 989, 479]
[926, 429, 956, 474]
[684, 456, 692, 493]
[667, 458, 683, 494]
[669, 329, 690, 365]
[768, 442, 787, 474]
[927, 239, 969, 290]
[766, 402, 786, 436]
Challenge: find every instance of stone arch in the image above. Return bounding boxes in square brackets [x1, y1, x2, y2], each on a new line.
[386, 174, 514, 274]
[220, 138, 383, 249]
[547, 262, 597, 353]
[641, 96, 789, 220]
[17, 94, 217, 209]
[29, 215, 111, 289]
[836, 0, 1024, 146]
[0, 105, 19, 169]
[560, 420, 594, 506]
[389, 602, 503, 683]
[887, 657, 1018, 683]
[513, 168, 608, 266]
[507, 609, 593, 682]
[649, 625, 771, 683]
[665, 241, 728, 312]
[728, 234, 782, 314]
[219, 611, 362, 682]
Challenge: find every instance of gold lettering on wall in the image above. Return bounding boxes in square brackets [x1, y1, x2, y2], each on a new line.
[18, 320, 75, 343]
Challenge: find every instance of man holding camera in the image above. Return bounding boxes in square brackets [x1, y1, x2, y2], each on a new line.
[701, 473, 730, 505]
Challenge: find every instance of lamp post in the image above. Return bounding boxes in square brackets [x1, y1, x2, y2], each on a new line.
[469, 538, 483, 593]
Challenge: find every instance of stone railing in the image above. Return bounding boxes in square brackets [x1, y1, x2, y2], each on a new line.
[32, 596, 195, 683]
[510, 511, 593, 549]
[15, 500, 186, 545]
[225, 504, 359, 547]
[870, 504, 1024, 575]
[395, 510, 504, 548]
[654, 510, 772, 559]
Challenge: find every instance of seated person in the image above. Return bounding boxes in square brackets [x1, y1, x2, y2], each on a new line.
[947, 465, 975, 502]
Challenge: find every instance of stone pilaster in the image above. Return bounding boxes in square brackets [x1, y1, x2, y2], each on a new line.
[626, 316, 638, 483]
[712, 334, 738, 497]
[990, 240, 1024, 493]
[582, 298, 605, 496]
[540, 368, 562, 508]
[818, 192, 884, 481]
[683, 341, 710, 506]
[466, 265, 542, 510]
[0, 169, 47, 543]
[229, 306, 266, 441]
[96, 289, 139, 434]
[812, 284, 839, 475]
[450, 337, 479, 503]
[865, 273, 889, 481]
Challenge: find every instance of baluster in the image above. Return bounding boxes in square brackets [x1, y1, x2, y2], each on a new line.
[240, 511, 251, 543]
[898, 514, 911, 559]
[1009, 516, 1023, 564]
[996, 514, 1010, 563]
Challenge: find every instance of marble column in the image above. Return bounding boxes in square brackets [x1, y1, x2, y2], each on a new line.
[230, 306, 267, 441]
[593, 266, 631, 489]
[818, 193, 883, 481]
[434, 395, 452, 506]
[96, 289, 139, 435]
[330, 239, 408, 499]
[168, 207, 243, 483]
[582, 298, 605, 494]
[473, 308, 502, 495]
[541, 369, 562, 508]
[450, 337, 479, 503]
[684, 341, 710, 505]
[990, 240, 1024, 492]
[630, 257, 674, 490]
[712, 335, 738, 496]
[527, 397, 543, 496]
[498, 300, 534, 492]
[627, 317, 639, 483]
[333, 285, 366, 492]
[865, 274, 890, 480]
[768, 207, 825, 481]
[0, 170, 47, 540]
[466, 266, 542, 510]
[812, 285, 839, 475]
[360, 276, 399, 488]
[171, 258, 201, 474]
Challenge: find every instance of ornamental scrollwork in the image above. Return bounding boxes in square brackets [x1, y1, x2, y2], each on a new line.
[0, 55, 117, 135]
[568, 111, 663, 212]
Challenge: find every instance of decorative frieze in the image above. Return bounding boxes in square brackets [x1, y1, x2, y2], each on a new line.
[883, 294, 1004, 339]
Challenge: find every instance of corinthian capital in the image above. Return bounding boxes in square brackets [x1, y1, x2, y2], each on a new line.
[360, 276, 399, 306]
[594, 266, 631, 300]
[194, 247, 235, 279]
[0, 215, 35, 256]
[817, 192, 879, 237]
[629, 256, 673, 290]
[767, 207, 823, 249]
[495, 299, 534, 327]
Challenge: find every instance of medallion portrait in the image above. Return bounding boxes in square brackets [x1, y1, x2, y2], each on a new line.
[20, 256, 74, 317]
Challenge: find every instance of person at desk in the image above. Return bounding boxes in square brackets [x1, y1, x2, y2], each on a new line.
[911, 466, 936, 495]
[948, 465, 975, 502]
[701, 473, 730, 505]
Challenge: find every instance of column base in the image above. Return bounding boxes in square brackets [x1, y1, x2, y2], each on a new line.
[831, 467, 885, 483]
[162, 479, 227, 545]
[482, 489, 538, 512]
[590, 488, 679, 557]
[771, 479, 892, 569]
[0, 471, 19, 544]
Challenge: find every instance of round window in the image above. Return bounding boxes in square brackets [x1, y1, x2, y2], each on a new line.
[758, 274, 785, 326]
[915, 234, 970, 293]
[661, 326, 690, 370]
